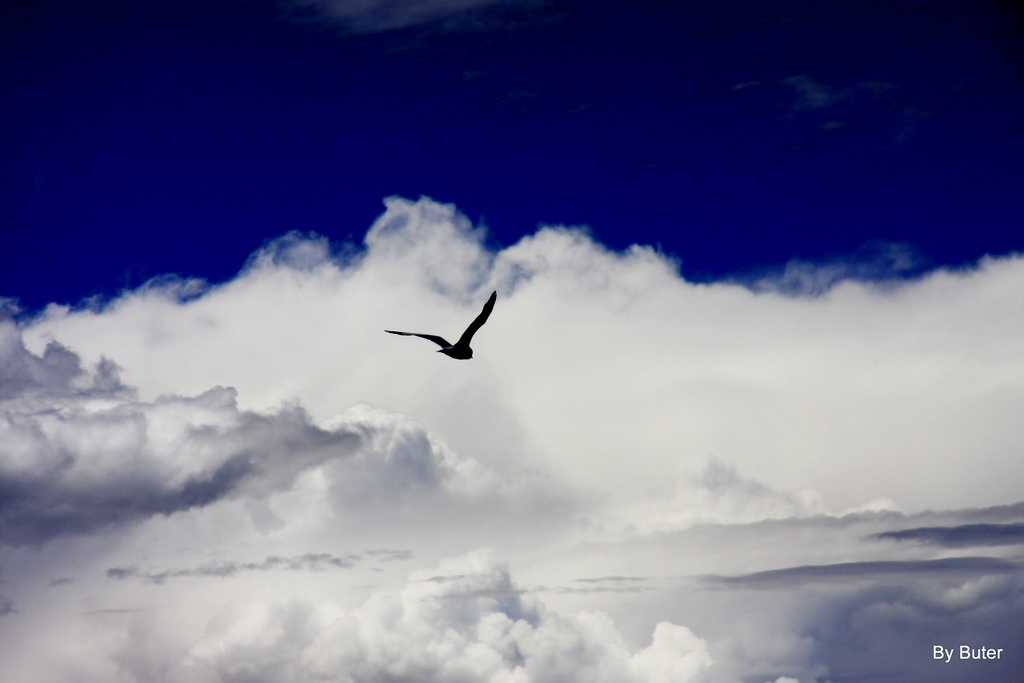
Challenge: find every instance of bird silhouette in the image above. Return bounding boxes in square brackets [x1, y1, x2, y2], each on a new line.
[386, 291, 497, 360]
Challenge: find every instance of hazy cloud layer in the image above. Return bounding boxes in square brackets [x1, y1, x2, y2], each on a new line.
[107, 552, 361, 584]
[284, 0, 547, 34]
[705, 557, 1021, 588]
[741, 242, 925, 296]
[2, 196, 1022, 681]
[779, 74, 848, 111]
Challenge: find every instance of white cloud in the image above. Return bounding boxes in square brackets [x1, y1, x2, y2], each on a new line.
[588, 457, 826, 540]
[3, 196, 1023, 682]
[0, 319, 529, 546]
[155, 550, 712, 683]
[25, 196, 1024, 514]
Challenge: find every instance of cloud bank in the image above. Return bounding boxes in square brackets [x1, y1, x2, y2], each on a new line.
[1, 196, 1022, 681]
[24, 195, 1024, 514]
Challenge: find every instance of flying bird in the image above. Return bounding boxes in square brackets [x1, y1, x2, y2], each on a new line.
[386, 291, 497, 360]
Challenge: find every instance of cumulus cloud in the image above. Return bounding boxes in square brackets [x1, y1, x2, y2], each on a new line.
[284, 0, 548, 34]
[0, 323, 357, 545]
[0, 318, 526, 546]
[162, 550, 711, 683]
[0, 322, 128, 403]
[322, 402, 505, 502]
[586, 457, 826, 540]
[3, 196, 1023, 682]
[19, 195, 1024, 514]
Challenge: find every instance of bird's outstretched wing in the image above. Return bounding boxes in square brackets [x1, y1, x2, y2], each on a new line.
[385, 330, 453, 349]
[456, 291, 497, 348]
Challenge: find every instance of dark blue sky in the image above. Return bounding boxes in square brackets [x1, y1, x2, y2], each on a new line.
[3, 0, 1023, 311]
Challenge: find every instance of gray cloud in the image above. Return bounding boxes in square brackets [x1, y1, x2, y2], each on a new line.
[0, 321, 520, 547]
[527, 578, 652, 596]
[799, 576, 1024, 682]
[872, 523, 1024, 548]
[688, 516, 1024, 682]
[574, 575, 647, 584]
[107, 552, 360, 584]
[957, 500, 1024, 523]
[705, 557, 1021, 589]
[0, 322, 130, 403]
[365, 548, 414, 562]
[561, 577, 647, 593]
[0, 339, 360, 544]
[550, 576, 651, 594]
